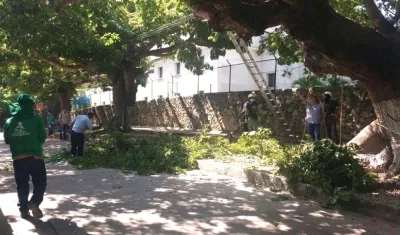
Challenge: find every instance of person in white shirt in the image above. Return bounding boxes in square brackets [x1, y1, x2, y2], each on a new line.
[58, 109, 70, 140]
[70, 112, 94, 156]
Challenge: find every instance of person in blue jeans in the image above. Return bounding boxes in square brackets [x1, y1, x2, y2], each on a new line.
[296, 90, 323, 141]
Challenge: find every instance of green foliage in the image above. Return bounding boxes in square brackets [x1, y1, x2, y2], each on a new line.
[48, 132, 191, 175]
[48, 127, 375, 206]
[292, 75, 326, 88]
[277, 139, 375, 205]
[0, 0, 234, 101]
[256, 0, 377, 67]
[292, 75, 351, 88]
[228, 128, 285, 165]
[183, 125, 230, 165]
[257, 27, 303, 65]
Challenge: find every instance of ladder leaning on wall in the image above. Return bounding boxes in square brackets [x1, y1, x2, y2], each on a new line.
[226, 32, 290, 136]
[137, 14, 291, 137]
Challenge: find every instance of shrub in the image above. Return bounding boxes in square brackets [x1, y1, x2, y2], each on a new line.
[228, 128, 285, 165]
[48, 132, 191, 175]
[184, 126, 230, 166]
[277, 139, 376, 205]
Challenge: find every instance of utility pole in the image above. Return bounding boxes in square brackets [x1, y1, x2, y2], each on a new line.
[226, 59, 232, 92]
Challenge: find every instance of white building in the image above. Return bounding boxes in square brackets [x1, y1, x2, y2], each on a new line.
[136, 36, 305, 101]
[84, 36, 306, 105]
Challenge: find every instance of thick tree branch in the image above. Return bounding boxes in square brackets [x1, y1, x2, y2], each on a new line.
[190, 38, 220, 48]
[362, 0, 399, 36]
[188, 0, 287, 40]
[35, 56, 90, 71]
[143, 45, 178, 57]
[390, 3, 400, 25]
[185, 0, 400, 85]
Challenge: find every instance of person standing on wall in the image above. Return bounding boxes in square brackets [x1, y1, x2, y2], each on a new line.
[241, 96, 250, 132]
[70, 112, 94, 156]
[4, 94, 47, 219]
[323, 91, 339, 143]
[59, 108, 71, 140]
[296, 90, 324, 141]
[245, 93, 259, 131]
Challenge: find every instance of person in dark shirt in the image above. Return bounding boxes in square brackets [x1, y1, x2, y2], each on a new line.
[323, 91, 339, 143]
[245, 93, 258, 131]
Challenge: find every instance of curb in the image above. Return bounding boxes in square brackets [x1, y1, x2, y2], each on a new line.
[197, 159, 288, 191]
[197, 159, 400, 223]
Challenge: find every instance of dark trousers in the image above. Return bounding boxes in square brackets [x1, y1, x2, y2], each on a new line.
[325, 118, 338, 143]
[70, 131, 85, 156]
[48, 124, 54, 135]
[59, 124, 69, 140]
[307, 122, 321, 141]
[13, 157, 47, 213]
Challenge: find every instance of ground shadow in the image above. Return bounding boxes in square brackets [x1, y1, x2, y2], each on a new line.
[0, 207, 13, 235]
[2, 164, 398, 235]
[178, 96, 202, 129]
[166, 98, 183, 128]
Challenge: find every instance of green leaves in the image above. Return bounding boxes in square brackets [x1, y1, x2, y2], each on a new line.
[277, 139, 375, 205]
[257, 27, 303, 65]
[292, 75, 351, 88]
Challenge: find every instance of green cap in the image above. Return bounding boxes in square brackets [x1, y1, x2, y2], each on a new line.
[17, 93, 35, 105]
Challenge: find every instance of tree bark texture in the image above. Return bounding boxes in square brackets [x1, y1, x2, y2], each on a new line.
[123, 66, 139, 131]
[111, 68, 126, 130]
[58, 92, 72, 111]
[184, 0, 400, 174]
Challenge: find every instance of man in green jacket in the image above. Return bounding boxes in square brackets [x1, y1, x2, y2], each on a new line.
[3, 94, 47, 219]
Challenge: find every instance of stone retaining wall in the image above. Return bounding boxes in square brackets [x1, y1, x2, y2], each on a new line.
[73, 87, 375, 142]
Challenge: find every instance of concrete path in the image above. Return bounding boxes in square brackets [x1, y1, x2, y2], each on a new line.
[0, 138, 400, 234]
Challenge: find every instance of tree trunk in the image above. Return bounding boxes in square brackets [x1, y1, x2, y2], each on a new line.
[367, 84, 400, 176]
[111, 68, 126, 130]
[185, 0, 400, 176]
[58, 92, 72, 111]
[123, 66, 137, 131]
[348, 120, 392, 172]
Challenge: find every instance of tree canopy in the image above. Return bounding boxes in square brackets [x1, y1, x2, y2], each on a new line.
[0, 0, 233, 75]
[0, 0, 235, 118]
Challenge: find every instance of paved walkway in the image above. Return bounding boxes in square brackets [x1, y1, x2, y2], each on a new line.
[0, 138, 400, 234]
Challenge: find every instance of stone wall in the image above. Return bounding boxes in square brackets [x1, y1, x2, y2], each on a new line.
[72, 87, 375, 142]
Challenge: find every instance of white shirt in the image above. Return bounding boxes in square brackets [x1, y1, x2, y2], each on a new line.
[71, 115, 93, 133]
[59, 111, 70, 125]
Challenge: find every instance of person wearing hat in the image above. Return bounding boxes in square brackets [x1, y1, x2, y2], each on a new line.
[3, 93, 47, 219]
[323, 91, 339, 143]
[244, 93, 259, 131]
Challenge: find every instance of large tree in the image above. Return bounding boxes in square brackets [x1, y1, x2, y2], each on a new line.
[183, 0, 400, 175]
[0, 0, 233, 130]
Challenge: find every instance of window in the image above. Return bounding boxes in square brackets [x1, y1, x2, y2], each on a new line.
[176, 63, 181, 75]
[267, 73, 276, 88]
[200, 56, 204, 65]
[158, 67, 163, 79]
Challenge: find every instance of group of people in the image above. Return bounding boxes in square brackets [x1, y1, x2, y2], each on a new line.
[241, 90, 339, 143]
[3, 93, 95, 219]
[296, 89, 339, 142]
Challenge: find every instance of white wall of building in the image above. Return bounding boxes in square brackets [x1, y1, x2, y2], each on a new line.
[84, 88, 113, 107]
[85, 35, 307, 104]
